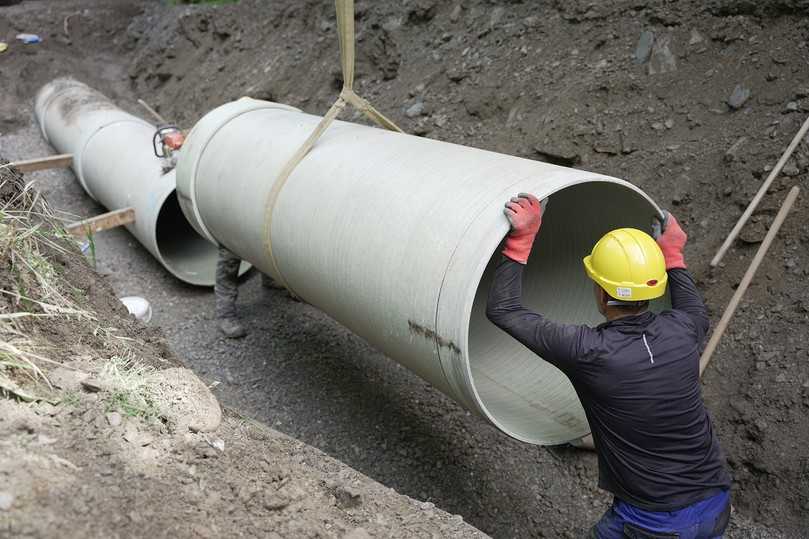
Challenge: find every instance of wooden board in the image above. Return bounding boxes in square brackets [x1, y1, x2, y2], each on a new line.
[700, 186, 801, 374]
[10, 154, 73, 173]
[710, 115, 809, 267]
[66, 207, 136, 238]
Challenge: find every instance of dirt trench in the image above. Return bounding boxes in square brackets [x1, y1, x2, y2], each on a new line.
[1, 0, 808, 537]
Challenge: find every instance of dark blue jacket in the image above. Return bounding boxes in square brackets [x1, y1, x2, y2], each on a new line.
[486, 259, 731, 511]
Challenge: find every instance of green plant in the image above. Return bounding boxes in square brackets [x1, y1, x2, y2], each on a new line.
[84, 231, 96, 269]
[106, 390, 159, 419]
[60, 391, 80, 407]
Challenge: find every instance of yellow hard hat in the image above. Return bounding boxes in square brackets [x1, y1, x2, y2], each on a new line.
[583, 228, 667, 302]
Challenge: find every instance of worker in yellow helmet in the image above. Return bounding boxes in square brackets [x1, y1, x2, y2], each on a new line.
[487, 194, 731, 538]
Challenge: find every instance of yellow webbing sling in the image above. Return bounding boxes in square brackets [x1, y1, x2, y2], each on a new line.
[262, 0, 404, 297]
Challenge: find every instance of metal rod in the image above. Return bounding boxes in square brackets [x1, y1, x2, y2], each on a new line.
[700, 186, 801, 374]
[710, 116, 809, 267]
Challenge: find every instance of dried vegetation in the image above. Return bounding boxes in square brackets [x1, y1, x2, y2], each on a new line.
[0, 161, 154, 415]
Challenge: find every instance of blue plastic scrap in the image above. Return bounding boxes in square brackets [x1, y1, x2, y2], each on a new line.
[16, 33, 42, 44]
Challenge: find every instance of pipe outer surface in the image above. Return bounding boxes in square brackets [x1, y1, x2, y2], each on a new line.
[177, 98, 666, 444]
[34, 79, 246, 286]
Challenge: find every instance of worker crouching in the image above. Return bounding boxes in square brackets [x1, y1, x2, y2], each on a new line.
[486, 194, 732, 538]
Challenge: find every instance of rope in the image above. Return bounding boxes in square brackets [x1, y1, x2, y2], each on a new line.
[263, 0, 403, 296]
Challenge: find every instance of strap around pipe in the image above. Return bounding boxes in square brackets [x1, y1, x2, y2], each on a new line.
[262, 0, 402, 297]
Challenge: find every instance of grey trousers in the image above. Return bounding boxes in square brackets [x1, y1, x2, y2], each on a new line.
[214, 246, 240, 319]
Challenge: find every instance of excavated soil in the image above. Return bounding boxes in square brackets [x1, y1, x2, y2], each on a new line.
[1, 0, 808, 537]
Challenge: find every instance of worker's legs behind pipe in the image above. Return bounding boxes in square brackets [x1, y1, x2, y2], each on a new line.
[215, 246, 247, 339]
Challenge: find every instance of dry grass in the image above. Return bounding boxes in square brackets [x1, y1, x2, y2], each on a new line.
[0, 170, 90, 401]
[99, 354, 160, 419]
[0, 179, 78, 309]
[0, 168, 156, 413]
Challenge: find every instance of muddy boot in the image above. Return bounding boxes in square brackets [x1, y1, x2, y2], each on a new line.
[215, 246, 247, 338]
[217, 316, 247, 339]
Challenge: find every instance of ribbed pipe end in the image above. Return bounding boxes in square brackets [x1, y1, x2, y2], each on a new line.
[154, 189, 250, 287]
[461, 181, 667, 445]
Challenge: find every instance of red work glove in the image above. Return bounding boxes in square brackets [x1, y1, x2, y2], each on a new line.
[502, 193, 542, 264]
[656, 212, 687, 270]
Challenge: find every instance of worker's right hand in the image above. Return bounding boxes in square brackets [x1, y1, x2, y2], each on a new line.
[656, 212, 687, 270]
[502, 193, 542, 264]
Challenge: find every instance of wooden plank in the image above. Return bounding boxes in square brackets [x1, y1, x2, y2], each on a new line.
[137, 98, 168, 125]
[710, 115, 809, 267]
[10, 154, 73, 173]
[700, 186, 800, 374]
[66, 207, 136, 238]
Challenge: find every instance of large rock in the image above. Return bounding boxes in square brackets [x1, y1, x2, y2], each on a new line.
[48, 367, 89, 392]
[148, 367, 222, 433]
[648, 34, 677, 74]
[728, 85, 752, 109]
[634, 30, 655, 64]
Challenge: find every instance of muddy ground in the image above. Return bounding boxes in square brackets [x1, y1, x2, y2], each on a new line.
[1, 0, 808, 537]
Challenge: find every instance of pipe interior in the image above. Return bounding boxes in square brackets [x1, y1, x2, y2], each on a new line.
[468, 181, 668, 444]
[155, 191, 241, 286]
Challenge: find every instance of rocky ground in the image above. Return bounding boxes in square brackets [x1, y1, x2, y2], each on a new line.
[1, 0, 808, 537]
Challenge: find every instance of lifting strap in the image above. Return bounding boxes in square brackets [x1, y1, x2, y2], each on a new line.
[263, 0, 404, 297]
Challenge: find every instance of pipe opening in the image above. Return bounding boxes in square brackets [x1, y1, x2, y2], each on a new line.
[155, 191, 245, 286]
[468, 181, 667, 444]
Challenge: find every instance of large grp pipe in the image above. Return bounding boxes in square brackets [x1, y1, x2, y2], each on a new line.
[34, 78, 247, 286]
[177, 98, 667, 445]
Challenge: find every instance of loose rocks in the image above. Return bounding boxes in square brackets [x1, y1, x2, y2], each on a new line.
[405, 101, 425, 118]
[634, 30, 654, 64]
[106, 412, 122, 427]
[648, 35, 677, 74]
[728, 85, 752, 109]
[725, 137, 748, 162]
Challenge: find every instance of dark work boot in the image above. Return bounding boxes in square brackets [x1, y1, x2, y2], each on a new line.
[215, 246, 247, 338]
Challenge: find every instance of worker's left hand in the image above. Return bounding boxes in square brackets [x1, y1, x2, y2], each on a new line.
[502, 193, 542, 264]
[656, 212, 687, 270]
